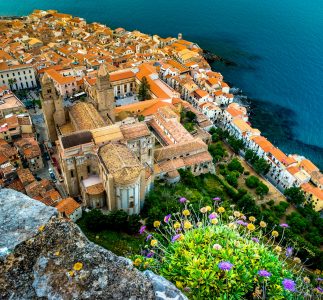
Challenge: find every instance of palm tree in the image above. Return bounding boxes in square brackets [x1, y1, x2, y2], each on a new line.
[8, 78, 17, 90]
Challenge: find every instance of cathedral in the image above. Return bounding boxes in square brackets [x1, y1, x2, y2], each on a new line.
[41, 64, 154, 214]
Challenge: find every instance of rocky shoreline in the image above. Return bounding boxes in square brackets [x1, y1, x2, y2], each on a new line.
[202, 49, 237, 66]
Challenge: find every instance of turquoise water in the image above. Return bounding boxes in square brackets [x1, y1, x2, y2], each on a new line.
[1, 0, 323, 168]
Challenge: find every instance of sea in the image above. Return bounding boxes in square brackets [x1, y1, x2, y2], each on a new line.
[1, 0, 323, 168]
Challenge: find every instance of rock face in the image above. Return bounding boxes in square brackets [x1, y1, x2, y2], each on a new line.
[0, 189, 187, 300]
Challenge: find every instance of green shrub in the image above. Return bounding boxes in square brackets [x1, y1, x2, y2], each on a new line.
[226, 173, 238, 188]
[134, 204, 316, 299]
[256, 182, 269, 196]
[227, 158, 244, 173]
[268, 200, 275, 206]
[245, 175, 260, 188]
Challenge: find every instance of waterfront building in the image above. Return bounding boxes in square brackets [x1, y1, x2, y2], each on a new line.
[0, 63, 37, 90]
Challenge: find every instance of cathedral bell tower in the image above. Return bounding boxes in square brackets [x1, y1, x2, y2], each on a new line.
[41, 73, 66, 142]
[96, 64, 115, 122]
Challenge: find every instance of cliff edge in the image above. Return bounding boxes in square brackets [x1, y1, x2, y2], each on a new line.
[0, 189, 186, 300]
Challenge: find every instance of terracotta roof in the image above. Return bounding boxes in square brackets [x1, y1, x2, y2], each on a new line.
[299, 159, 319, 175]
[55, 197, 81, 216]
[110, 70, 135, 82]
[269, 148, 288, 164]
[155, 138, 207, 161]
[252, 136, 274, 152]
[69, 102, 106, 131]
[120, 122, 151, 140]
[99, 143, 143, 185]
[17, 168, 35, 186]
[86, 183, 104, 195]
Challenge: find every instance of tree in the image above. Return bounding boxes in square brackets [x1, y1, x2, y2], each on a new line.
[245, 149, 257, 162]
[227, 158, 244, 173]
[256, 182, 269, 197]
[253, 158, 270, 175]
[284, 187, 305, 206]
[245, 175, 260, 188]
[8, 78, 17, 90]
[138, 76, 150, 101]
[227, 136, 244, 153]
[226, 173, 238, 188]
[186, 111, 196, 123]
[84, 209, 107, 232]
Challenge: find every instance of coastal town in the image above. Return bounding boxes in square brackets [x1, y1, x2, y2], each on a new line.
[0, 9, 321, 217]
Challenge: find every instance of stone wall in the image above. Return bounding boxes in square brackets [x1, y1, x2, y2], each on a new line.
[0, 189, 187, 300]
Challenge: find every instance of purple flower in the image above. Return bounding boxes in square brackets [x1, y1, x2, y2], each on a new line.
[146, 251, 154, 258]
[236, 220, 248, 226]
[139, 225, 146, 234]
[282, 279, 296, 292]
[317, 287, 323, 293]
[213, 197, 221, 201]
[179, 197, 187, 203]
[171, 234, 181, 243]
[146, 234, 152, 241]
[317, 278, 323, 282]
[286, 247, 293, 257]
[218, 261, 233, 271]
[258, 270, 272, 277]
[280, 223, 289, 228]
[208, 212, 218, 219]
[164, 214, 171, 223]
[252, 237, 259, 243]
[241, 215, 247, 220]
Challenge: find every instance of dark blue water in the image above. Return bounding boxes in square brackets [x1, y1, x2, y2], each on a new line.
[1, 0, 323, 168]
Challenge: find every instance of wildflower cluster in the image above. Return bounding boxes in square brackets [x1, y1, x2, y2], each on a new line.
[133, 197, 322, 299]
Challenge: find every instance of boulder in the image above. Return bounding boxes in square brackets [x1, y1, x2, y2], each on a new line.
[0, 189, 186, 300]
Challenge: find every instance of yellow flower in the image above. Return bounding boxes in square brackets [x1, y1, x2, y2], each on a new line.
[68, 270, 74, 277]
[151, 239, 158, 247]
[176, 281, 183, 289]
[314, 269, 321, 275]
[211, 218, 218, 225]
[54, 251, 60, 256]
[38, 225, 45, 232]
[73, 262, 83, 271]
[271, 230, 279, 237]
[182, 209, 190, 216]
[218, 207, 225, 213]
[173, 222, 181, 229]
[233, 211, 241, 218]
[259, 221, 267, 228]
[183, 220, 192, 230]
[133, 258, 142, 266]
[153, 221, 161, 228]
[247, 223, 255, 231]
[143, 262, 149, 269]
[303, 277, 310, 284]
[293, 257, 301, 264]
[200, 207, 207, 213]
[274, 246, 282, 252]
[249, 216, 256, 222]
[228, 222, 236, 229]
[196, 221, 203, 227]
[234, 241, 240, 247]
[205, 206, 212, 212]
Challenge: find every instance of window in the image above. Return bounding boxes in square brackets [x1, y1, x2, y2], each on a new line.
[29, 70, 31, 73]
[148, 148, 152, 156]
[87, 166, 91, 174]
[71, 170, 74, 178]
[18, 72, 20, 75]
[23, 71, 26, 74]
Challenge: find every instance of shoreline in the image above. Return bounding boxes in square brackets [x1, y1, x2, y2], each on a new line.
[203, 51, 323, 170]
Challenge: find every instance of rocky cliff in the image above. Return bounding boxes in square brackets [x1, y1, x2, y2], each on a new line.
[0, 189, 187, 300]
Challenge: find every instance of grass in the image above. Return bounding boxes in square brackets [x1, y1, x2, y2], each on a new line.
[77, 218, 144, 257]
